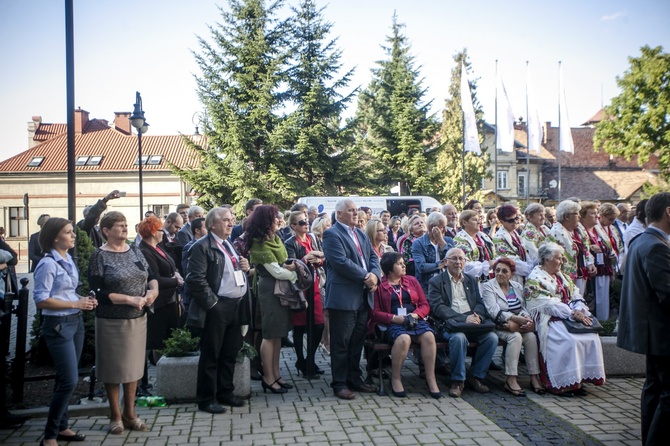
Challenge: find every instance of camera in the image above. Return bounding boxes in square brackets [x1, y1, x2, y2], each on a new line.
[403, 315, 418, 330]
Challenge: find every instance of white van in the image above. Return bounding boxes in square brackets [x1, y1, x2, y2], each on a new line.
[298, 196, 442, 217]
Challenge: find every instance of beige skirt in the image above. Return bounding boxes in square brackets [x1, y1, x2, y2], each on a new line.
[95, 315, 147, 384]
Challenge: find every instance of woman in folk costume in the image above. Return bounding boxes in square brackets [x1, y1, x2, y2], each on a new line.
[524, 242, 605, 396]
[492, 205, 533, 284]
[548, 200, 596, 296]
[588, 202, 622, 321]
[453, 210, 495, 289]
[520, 203, 550, 263]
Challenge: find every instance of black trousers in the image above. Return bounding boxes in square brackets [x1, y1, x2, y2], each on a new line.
[196, 298, 242, 405]
[329, 303, 368, 392]
[642, 355, 670, 445]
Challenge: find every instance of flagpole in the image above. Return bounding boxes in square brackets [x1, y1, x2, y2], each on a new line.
[525, 61, 530, 207]
[557, 61, 562, 203]
[461, 63, 466, 207]
[494, 60, 499, 208]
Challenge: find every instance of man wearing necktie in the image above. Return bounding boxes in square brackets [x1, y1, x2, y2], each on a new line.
[322, 199, 381, 399]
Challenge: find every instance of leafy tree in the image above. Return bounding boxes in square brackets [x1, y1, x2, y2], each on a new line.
[281, 0, 368, 196]
[594, 45, 670, 182]
[435, 49, 491, 205]
[179, 0, 292, 213]
[354, 12, 439, 196]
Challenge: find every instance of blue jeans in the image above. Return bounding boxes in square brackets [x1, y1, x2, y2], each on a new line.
[442, 330, 498, 381]
[41, 313, 84, 440]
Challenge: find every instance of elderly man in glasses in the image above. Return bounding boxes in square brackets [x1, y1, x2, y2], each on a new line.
[427, 248, 498, 398]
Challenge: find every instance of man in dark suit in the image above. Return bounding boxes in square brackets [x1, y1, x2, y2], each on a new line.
[322, 199, 381, 399]
[428, 248, 498, 398]
[618, 192, 670, 445]
[28, 214, 49, 272]
[186, 207, 250, 414]
[177, 206, 205, 247]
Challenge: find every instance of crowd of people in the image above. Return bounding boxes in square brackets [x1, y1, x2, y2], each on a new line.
[22, 190, 670, 443]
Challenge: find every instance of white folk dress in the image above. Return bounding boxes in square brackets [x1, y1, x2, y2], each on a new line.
[524, 266, 605, 394]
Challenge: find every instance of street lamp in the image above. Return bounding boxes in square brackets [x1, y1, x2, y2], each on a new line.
[130, 92, 149, 221]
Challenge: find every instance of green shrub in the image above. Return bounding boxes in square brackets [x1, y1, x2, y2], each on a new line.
[161, 328, 200, 357]
[236, 341, 258, 364]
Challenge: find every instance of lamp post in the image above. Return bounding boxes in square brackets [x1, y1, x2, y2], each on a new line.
[130, 92, 149, 222]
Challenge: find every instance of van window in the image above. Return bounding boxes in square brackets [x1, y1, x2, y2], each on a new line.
[386, 199, 421, 216]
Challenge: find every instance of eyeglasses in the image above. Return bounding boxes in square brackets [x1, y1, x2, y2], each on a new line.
[494, 268, 511, 274]
[504, 217, 521, 224]
[294, 220, 309, 226]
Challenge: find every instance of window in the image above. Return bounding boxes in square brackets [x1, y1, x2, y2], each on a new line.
[27, 156, 44, 167]
[152, 205, 170, 218]
[134, 155, 149, 165]
[147, 155, 163, 165]
[518, 173, 527, 196]
[76, 156, 89, 165]
[88, 155, 103, 165]
[8, 207, 28, 237]
[497, 171, 509, 190]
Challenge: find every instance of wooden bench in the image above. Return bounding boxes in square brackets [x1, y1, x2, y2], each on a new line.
[364, 338, 504, 396]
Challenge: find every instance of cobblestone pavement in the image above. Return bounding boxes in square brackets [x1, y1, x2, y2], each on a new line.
[1, 342, 644, 446]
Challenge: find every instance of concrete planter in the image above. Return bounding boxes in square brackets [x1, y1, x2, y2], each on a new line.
[155, 354, 251, 403]
[600, 335, 645, 376]
[232, 357, 251, 399]
[155, 354, 199, 403]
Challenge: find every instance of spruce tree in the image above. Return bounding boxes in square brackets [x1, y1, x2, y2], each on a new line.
[436, 49, 491, 206]
[354, 12, 439, 196]
[180, 0, 291, 212]
[281, 0, 367, 196]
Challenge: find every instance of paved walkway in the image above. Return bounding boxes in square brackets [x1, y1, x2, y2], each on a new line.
[1, 344, 643, 445]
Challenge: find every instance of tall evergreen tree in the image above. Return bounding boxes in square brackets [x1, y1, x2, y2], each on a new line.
[176, 0, 291, 212]
[281, 0, 367, 196]
[355, 12, 439, 196]
[436, 49, 491, 206]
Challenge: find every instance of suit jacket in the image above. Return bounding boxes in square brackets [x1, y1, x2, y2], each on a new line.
[322, 222, 381, 311]
[176, 223, 194, 246]
[28, 231, 43, 272]
[412, 232, 454, 292]
[427, 271, 489, 322]
[618, 227, 670, 356]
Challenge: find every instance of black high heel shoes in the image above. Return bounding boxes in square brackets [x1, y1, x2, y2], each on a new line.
[261, 379, 288, 394]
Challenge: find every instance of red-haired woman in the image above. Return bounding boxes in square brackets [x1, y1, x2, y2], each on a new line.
[247, 205, 298, 394]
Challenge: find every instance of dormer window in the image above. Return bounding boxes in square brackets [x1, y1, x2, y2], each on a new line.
[27, 156, 44, 167]
[88, 156, 102, 165]
[147, 155, 163, 165]
[134, 155, 149, 165]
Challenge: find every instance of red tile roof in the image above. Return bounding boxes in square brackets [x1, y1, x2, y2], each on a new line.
[33, 123, 67, 142]
[0, 118, 202, 173]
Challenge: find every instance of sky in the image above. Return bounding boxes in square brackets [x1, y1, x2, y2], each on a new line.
[1, 0, 669, 162]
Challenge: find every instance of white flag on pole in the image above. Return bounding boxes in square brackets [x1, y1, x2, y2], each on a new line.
[526, 66, 543, 154]
[496, 68, 515, 153]
[461, 63, 481, 155]
[559, 65, 574, 154]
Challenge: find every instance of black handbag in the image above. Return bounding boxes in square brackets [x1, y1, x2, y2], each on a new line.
[563, 318, 603, 334]
[445, 319, 496, 335]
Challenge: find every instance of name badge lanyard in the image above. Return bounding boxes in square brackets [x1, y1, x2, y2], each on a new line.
[392, 285, 407, 316]
[352, 231, 366, 269]
[215, 239, 239, 269]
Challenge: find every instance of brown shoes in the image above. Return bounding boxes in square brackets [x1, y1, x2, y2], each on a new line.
[334, 388, 356, 400]
[466, 376, 490, 393]
[350, 382, 377, 393]
[449, 381, 464, 398]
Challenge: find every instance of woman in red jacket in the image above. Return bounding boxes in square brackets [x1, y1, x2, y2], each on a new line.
[371, 252, 441, 399]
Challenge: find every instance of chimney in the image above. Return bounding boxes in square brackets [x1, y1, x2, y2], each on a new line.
[74, 108, 89, 134]
[113, 112, 132, 135]
[544, 121, 551, 145]
[28, 116, 42, 148]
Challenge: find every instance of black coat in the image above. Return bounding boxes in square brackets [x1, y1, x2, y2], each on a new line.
[427, 270, 489, 322]
[139, 243, 179, 310]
